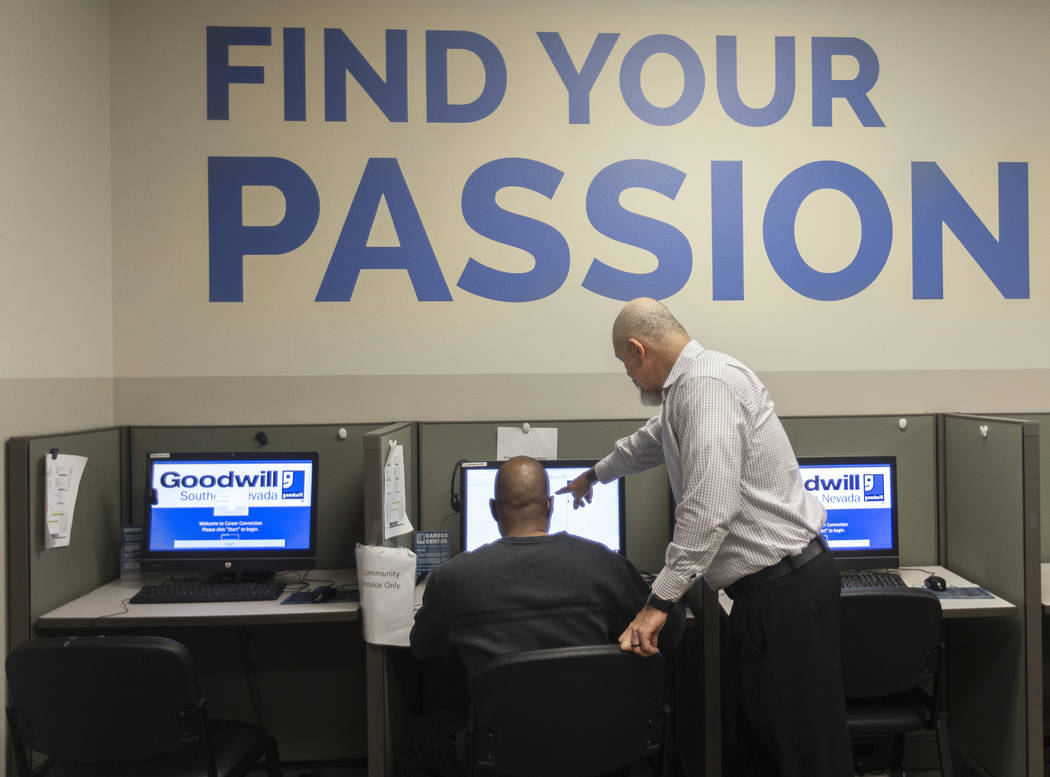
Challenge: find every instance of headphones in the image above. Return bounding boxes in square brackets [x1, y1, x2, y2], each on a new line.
[449, 459, 467, 512]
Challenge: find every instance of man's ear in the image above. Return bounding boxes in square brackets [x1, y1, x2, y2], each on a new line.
[489, 498, 499, 522]
[628, 337, 646, 360]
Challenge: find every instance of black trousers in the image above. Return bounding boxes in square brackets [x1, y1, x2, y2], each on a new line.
[726, 550, 853, 777]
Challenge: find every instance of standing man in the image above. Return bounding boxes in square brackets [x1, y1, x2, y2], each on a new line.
[558, 297, 851, 777]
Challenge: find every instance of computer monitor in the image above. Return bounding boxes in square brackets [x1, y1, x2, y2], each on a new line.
[141, 451, 319, 579]
[460, 460, 626, 554]
[797, 455, 899, 570]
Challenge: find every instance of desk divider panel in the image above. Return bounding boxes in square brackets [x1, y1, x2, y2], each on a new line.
[362, 423, 419, 777]
[1002, 413, 1050, 561]
[6, 427, 125, 648]
[941, 414, 1041, 777]
[128, 423, 381, 569]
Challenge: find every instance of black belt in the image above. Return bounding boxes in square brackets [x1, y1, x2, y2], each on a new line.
[724, 536, 827, 600]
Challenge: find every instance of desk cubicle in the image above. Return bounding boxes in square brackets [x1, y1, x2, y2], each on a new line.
[7, 422, 383, 766]
[938, 414, 1041, 777]
[781, 413, 1040, 776]
[8, 414, 1043, 776]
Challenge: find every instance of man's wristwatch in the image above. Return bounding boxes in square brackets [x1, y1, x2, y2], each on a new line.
[645, 590, 676, 613]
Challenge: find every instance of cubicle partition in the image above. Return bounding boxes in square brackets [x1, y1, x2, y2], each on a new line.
[7, 422, 385, 765]
[940, 414, 1041, 777]
[6, 427, 125, 648]
[361, 423, 420, 777]
[1011, 413, 1050, 768]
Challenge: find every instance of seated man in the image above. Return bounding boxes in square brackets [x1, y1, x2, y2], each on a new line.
[402, 455, 683, 777]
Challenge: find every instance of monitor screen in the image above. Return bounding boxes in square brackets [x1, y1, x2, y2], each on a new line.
[141, 451, 318, 577]
[798, 455, 899, 570]
[460, 460, 625, 554]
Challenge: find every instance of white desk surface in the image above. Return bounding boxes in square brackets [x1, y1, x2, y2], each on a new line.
[37, 569, 359, 630]
[718, 565, 1015, 619]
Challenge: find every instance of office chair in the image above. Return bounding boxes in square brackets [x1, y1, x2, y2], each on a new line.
[466, 644, 671, 777]
[6, 635, 282, 777]
[839, 587, 953, 777]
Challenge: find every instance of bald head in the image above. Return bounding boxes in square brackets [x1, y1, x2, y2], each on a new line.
[612, 297, 689, 351]
[490, 456, 552, 537]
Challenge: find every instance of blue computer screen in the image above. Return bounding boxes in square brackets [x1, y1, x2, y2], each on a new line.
[147, 454, 315, 553]
[798, 457, 897, 558]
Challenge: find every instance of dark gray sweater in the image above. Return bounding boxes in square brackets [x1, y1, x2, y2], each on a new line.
[410, 532, 684, 676]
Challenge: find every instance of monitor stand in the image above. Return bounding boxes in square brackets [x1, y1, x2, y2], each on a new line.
[202, 570, 277, 585]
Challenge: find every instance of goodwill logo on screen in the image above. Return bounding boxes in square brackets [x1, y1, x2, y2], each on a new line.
[203, 27, 1030, 305]
[804, 473, 887, 505]
[157, 468, 307, 501]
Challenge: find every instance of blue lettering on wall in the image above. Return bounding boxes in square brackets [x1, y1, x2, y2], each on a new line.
[324, 29, 407, 122]
[712, 160, 745, 300]
[538, 32, 620, 125]
[811, 37, 885, 127]
[763, 161, 892, 301]
[426, 30, 507, 123]
[912, 162, 1029, 299]
[716, 36, 795, 127]
[582, 160, 692, 300]
[205, 156, 1030, 305]
[458, 158, 570, 302]
[206, 26, 271, 121]
[208, 157, 320, 302]
[316, 158, 452, 302]
[283, 28, 306, 121]
[619, 35, 705, 126]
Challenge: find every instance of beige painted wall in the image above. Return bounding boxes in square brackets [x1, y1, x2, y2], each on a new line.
[0, 0, 114, 761]
[108, 0, 1049, 420]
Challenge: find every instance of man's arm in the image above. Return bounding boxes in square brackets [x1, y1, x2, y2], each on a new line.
[557, 415, 665, 508]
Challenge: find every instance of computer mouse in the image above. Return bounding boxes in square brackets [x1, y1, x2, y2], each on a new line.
[311, 585, 337, 603]
[923, 575, 947, 592]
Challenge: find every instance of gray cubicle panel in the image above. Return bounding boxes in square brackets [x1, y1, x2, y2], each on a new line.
[361, 423, 420, 777]
[418, 420, 670, 572]
[1002, 413, 1050, 561]
[128, 423, 383, 569]
[781, 414, 938, 565]
[6, 427, 125, 648]
[363, 422, 418, 549]
[940, 414, 1041, 777]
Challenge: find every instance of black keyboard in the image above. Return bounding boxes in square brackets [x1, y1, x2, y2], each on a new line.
[840, 571, 907, 590]
[130, 581, 286, 604]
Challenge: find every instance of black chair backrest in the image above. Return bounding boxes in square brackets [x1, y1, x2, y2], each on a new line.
[838, 587, 942, 699]
[470, 644, 665, 777]
[6, 635, 208, 765]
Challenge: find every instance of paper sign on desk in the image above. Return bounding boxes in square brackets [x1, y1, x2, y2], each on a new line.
[383, 443, 414, 540]
[496, 426, 557, 460]
[44, 453, 87, 549]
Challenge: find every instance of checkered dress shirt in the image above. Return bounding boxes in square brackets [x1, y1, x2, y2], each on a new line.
[595, 340, 826, 599]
